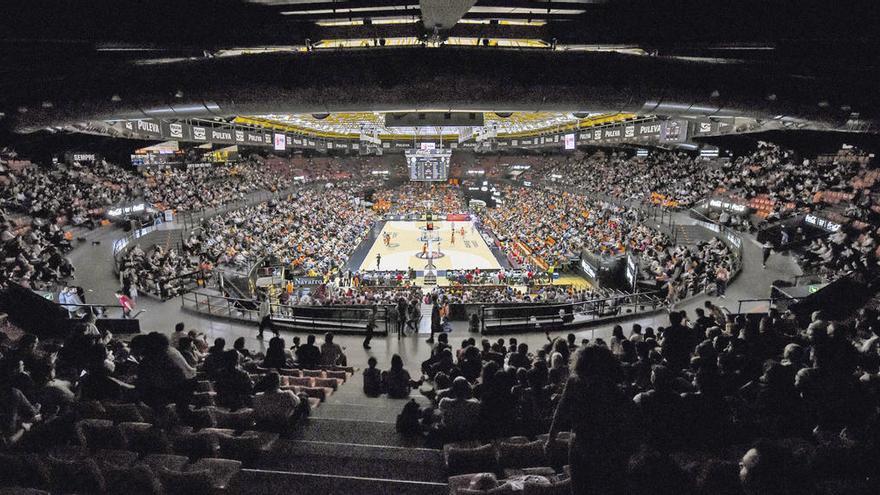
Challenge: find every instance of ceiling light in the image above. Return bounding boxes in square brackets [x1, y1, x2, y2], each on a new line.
[174, 89, 184, 98]
[111, 94, 122, 102]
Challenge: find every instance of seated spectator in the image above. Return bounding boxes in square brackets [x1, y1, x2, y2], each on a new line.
[135, 332, 196, 409]
[177, 337, 201, 368]
[202, 338, 226, 378]
[252, 371, 304, 429]
[0, 357, 41, 446]
[382, 354, 421, 399]
[263, 336, 292, 369]
[296, 335, 322, 369]
[77, 345, 133, 402]
[233, 337, 254, 361]
[30, 359, 75, 417]
[320, 332, 347, 367]
[363, 357, 381, 397]
[739, 440, 810, 495]
[214, 350, 254, 411]
[438, 377, 480, 440]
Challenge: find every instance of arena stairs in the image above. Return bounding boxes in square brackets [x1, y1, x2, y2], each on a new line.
[239, 370, 447, 494]
[672, 224, 719, 246]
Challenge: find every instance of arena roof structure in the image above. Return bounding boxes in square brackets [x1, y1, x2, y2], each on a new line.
[1, 0, 879, 134]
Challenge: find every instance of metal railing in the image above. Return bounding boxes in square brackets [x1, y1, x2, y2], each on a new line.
[736, 295, 806, 315]
[180, 291, 392, 334]
[57, 302, 130, 319]
[480, 289, 665, 333]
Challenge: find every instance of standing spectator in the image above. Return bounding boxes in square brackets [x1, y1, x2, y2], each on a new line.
[546, 346, 632, 495]
[363, 305, 376, 349]
[428, 295, 440, 344]
[396, 298, 408, 338]
[115, 290, 135, 318]
[715, 264, 730, 298]
[761, 241, 773, 269]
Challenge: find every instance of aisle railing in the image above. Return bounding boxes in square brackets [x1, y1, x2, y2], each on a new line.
[480, 289, 665, 333]
[180, 291, 392, 334]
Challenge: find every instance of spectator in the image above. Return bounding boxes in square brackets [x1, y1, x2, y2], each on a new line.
[363, 357, 382, 397]
[546, 345, 632, 495]
[252, 371, 303, 429]
[320, 332, 347, 367]
[214, 350, 254, 411]
[296, 335, 322, 369]
[382, 354, 420, 399]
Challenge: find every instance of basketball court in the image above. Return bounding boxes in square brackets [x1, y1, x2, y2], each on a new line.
[358, 220, 503, 273]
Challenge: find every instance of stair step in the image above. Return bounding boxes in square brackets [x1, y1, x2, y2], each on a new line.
[259, 440, 445, 482]
[290, 417, 426, 448]
[238, 469, 447, 495]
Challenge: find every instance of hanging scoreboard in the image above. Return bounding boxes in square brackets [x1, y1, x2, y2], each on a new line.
[406, 149, 451, 181]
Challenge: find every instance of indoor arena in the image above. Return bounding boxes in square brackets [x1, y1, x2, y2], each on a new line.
[3, 1, 880, 494]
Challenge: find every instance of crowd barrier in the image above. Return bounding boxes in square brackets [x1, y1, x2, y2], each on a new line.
[180, 291, 392, 335]
[480, 290, 664, 334]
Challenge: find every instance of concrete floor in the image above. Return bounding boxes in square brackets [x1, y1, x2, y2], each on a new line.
[65, 212, 802, 379]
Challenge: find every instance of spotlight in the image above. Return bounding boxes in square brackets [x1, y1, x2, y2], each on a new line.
[17, 106, 28, 113]
[174, 89, 184, 98]
[111, 94, 122, 102]
[710, 90, 720, 98]
[41, 101, 53, 108]
[766, 93, 777, 101]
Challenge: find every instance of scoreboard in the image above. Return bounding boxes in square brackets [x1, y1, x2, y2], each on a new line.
[406, 149, 451, 181]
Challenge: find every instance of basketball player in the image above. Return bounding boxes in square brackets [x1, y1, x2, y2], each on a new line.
[459, 226, 465, 238]
[422, 242, 428, 257]
[450, 229, 455, 245]
[376, 253, 381, 270]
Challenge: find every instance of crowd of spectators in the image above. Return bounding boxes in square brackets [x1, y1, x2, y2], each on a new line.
[0, 323, 368, 449]
[141, 159, 296, 213]
[483, 185, 666, 267]
[391, 305, 880, 494]
[372, 183, 467, 215]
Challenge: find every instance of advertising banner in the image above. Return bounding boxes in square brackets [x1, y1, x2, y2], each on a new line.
[191, 126, 207, 141]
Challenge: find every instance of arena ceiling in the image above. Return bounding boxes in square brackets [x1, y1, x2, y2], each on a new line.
[1, 1, 879, 132]
[237, 112, 631, 137]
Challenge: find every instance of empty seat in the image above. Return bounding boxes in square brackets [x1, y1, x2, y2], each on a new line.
[208, 407, 256, 430]
[138, 454, 190, 474]
[103, 464, 162, 495]
[92, 449, 141, 470]
[172, 430, 221, 459]
[120, 422, 173, 455]
[187, 458, 242, 490]
[75, 419, 127, 451]
[0, 454, 52, 491]
[444, 443, 497, 476]
[45, 455, 106, 495]
[496, 439, 546, 470]
[104, 403, 146, 423]
[287, 377, 314, 388]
